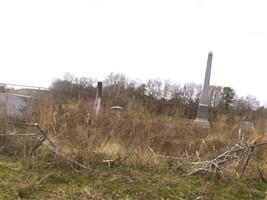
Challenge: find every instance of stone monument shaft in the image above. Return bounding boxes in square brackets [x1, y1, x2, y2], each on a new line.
[194, 51, 213, 128]
[201, 51, 213, 105]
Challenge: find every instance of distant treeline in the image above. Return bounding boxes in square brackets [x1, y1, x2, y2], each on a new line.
[2, 72, 266, 121]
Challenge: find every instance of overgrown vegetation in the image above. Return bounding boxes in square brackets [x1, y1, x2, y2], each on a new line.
[1, 73, 267, 199]
[1, 153, 266, 199]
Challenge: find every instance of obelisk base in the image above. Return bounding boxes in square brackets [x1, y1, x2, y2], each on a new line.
[194, 104, 210, 128]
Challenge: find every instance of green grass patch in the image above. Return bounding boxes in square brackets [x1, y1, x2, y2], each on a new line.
[1, 153, 267, 199]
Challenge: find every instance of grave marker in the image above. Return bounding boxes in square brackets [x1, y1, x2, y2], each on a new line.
[194, 51, 213, 128]
[0, 93, 32, 122]
[94, 82, 103, 115]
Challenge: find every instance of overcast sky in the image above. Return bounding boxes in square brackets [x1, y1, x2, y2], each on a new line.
[1, 0, 267, 105]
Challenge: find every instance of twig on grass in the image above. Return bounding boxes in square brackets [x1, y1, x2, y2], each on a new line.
[0, 161, 19, 170]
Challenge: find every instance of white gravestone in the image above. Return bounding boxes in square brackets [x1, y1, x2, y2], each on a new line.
[110, 106, 123, 116]
[0, 93, 32, 122]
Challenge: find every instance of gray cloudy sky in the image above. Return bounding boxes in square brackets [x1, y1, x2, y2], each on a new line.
[1, 0, 267, 105]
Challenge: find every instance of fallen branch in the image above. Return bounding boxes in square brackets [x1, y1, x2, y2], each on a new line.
[187, 140, 267, 176]
[187, 159, 227, 176]
[31, 134, 90, 170]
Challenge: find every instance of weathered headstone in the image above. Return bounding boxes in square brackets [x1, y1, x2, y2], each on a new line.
[94, 82, 102, 115]
[0, 93, 32, 122]
[194, 51, 213, 128]
[240, 121, 255, 132]
[111, 106, 123, 116]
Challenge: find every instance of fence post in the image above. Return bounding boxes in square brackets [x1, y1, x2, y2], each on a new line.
[94, 82, 103, 115]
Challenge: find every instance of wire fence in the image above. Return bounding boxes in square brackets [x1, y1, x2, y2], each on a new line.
[1, 82, 267, 121]
[1, 82, 267, 180]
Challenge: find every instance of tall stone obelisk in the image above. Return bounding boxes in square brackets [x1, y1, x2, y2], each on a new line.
[194, 51, 213, 128]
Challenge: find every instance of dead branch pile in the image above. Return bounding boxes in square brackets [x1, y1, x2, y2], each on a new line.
[187, 140, 267, 178]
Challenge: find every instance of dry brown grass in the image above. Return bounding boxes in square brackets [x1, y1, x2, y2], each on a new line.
[2, 98, 267, 199]
[1, 98, 267, 180]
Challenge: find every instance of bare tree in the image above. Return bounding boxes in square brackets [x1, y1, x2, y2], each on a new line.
[170, 83, 182, 102]
[234, 95, 260, 112]
[146, 78, 163, 100]
[180, 83, 201, 104]
[209, 85, 223, 108]
[50, 73, 96, 100]
[103, 73, 128, 97]
[162, 79, 172, 100]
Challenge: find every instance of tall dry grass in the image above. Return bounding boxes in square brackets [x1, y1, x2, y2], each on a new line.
[1, 98, 267, 179]
[33, 100, 228, 166]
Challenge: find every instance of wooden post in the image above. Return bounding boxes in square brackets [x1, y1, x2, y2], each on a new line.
[239, 141, 256, 179]
[94, 82, 102, 115]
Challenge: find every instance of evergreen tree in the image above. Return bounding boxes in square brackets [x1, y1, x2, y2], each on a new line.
[222, 87, 236, 110]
